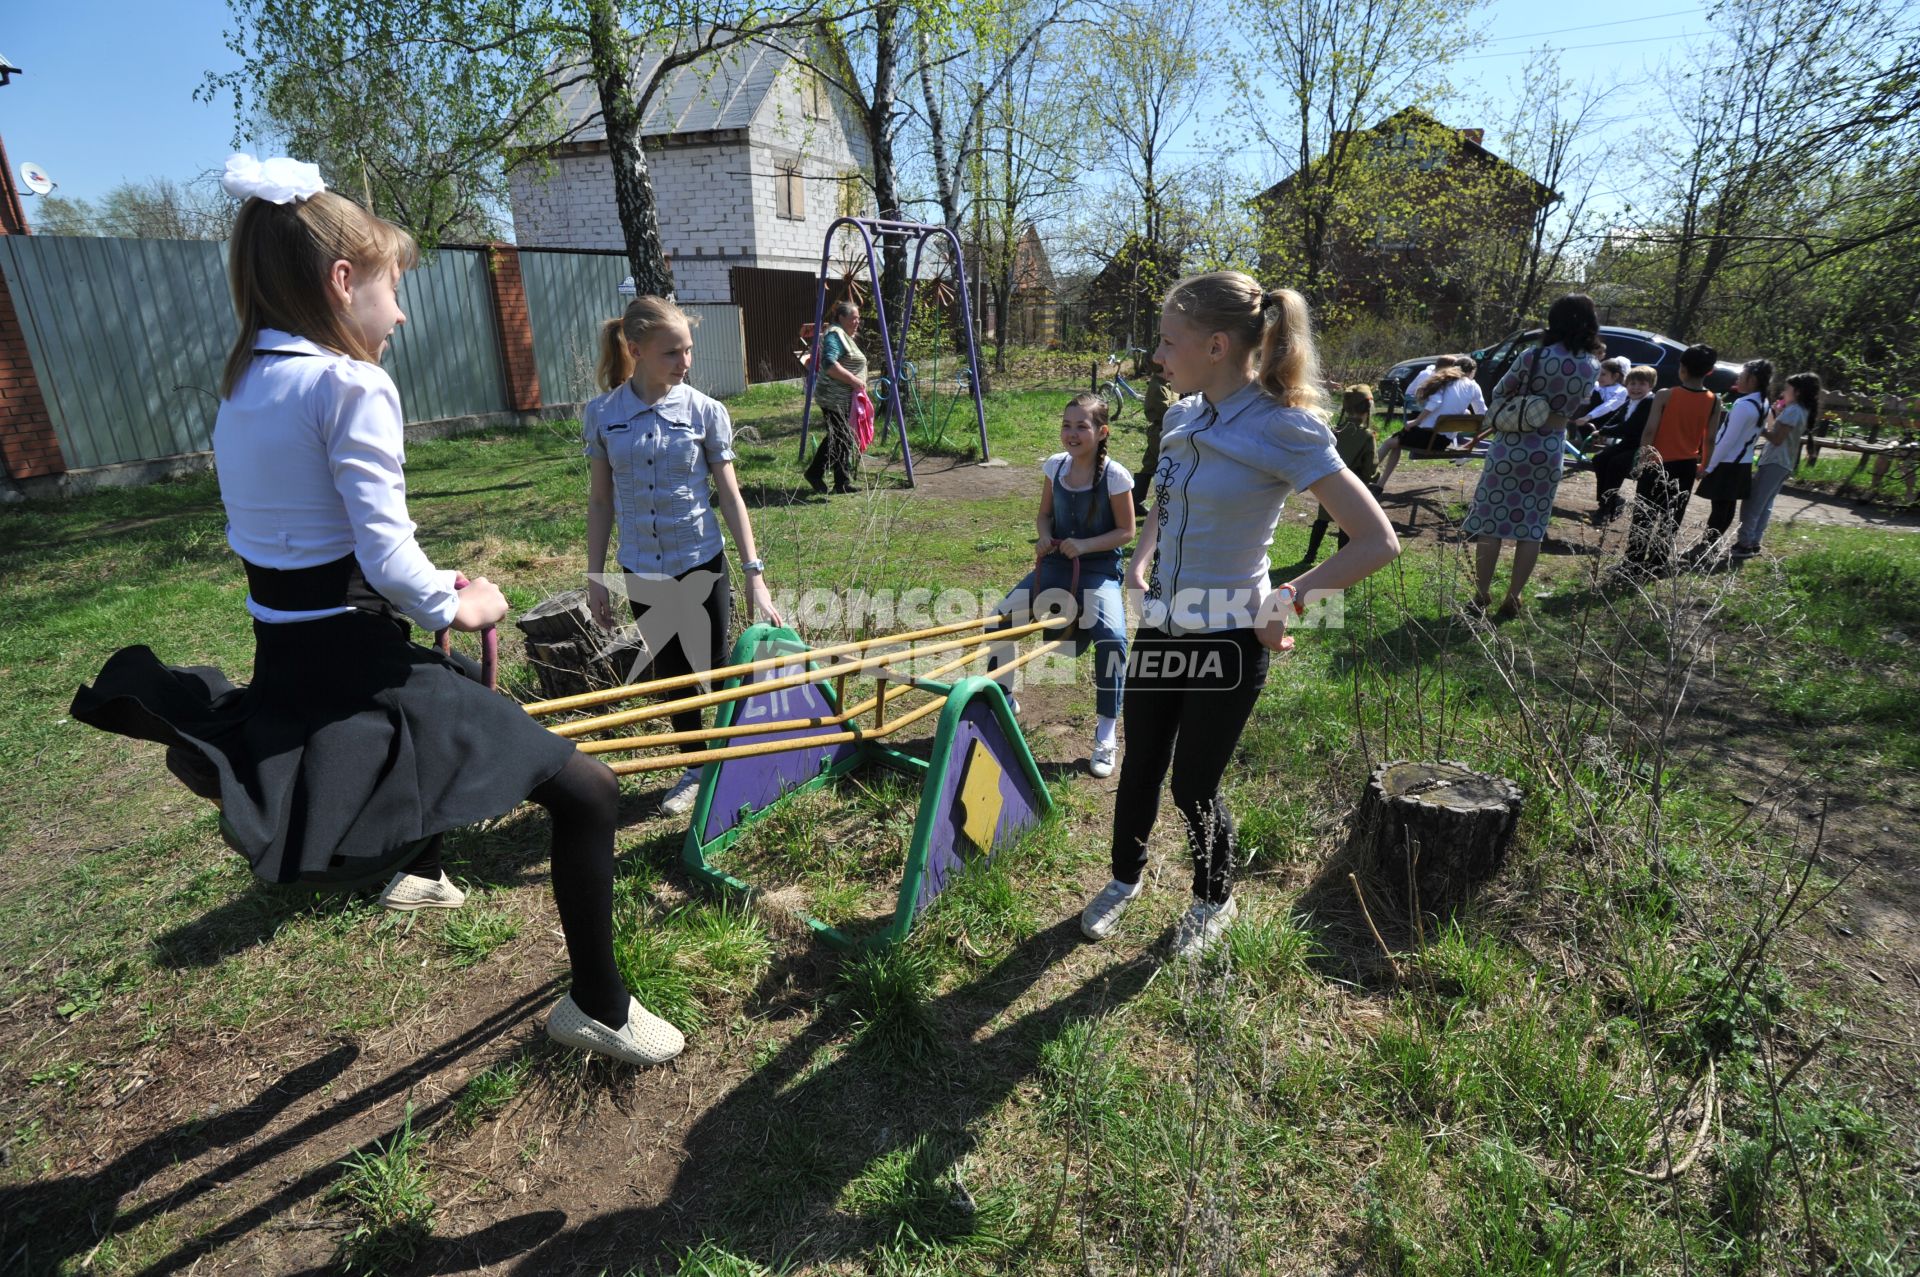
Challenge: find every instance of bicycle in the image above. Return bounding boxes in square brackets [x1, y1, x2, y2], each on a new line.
[1097, 348, 1152, 420]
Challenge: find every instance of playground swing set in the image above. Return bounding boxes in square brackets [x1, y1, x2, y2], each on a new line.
[795, 217, 991, 486]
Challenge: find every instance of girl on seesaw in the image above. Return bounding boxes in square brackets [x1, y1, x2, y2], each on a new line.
[1081, 272, 1400, 959]
[585, 297, 784, 817]
[70, 157, 681, 1066]
[986, 393, 1135, 778]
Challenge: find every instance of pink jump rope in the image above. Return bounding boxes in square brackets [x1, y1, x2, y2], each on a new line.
[436, 574, 499, 692]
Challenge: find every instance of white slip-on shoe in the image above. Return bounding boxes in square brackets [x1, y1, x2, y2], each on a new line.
[379, 871, 466, 912]
[1169, 896, 1239, 960]
[1080, 878, 1143, 941]
[1089, 741, 1117, 779]
[546, 994, 685, 1066]
[658, 767, 703, 817]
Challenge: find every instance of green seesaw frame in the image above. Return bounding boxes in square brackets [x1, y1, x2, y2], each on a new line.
[679, 622, 1052, 950]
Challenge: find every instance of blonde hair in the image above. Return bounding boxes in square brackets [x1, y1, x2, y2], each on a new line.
[1626, 364, 1658, 387]
[1421, 354, 1478, 399]
[598, 296, 696, 391]
[1162, 271, 1326, 419]
[220, 191, 418, 398]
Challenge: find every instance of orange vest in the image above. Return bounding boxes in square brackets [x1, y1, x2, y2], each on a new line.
[1653, 387, 1716, 464]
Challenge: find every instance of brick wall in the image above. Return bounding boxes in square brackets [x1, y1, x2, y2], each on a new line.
[0, 262, 64, 478]
[508, 141, 759, 303]
[484, 244, 543, 411]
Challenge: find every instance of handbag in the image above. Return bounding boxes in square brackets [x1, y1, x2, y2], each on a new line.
[1485, 346, 1557, 433]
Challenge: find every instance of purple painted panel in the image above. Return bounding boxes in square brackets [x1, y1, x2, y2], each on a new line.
[915, 699, 1045, 915]
[700, 663, 862, 843]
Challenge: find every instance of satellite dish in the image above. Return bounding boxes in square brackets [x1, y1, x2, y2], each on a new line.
[19, 162, 52, 196]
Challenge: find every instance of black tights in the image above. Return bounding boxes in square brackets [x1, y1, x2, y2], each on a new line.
[532, 751, 628, 1027]
[400, 752, 626, 1026]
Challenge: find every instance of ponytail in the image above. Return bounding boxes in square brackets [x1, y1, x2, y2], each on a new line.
[1255, 287, 1328, 420]
[596, 295, 695, 392]
[597, 318, 632, 392]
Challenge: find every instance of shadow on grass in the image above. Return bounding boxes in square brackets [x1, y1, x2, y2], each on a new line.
[491, 917, 1155, 1272]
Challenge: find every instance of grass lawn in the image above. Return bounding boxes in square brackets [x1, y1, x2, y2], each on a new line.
[0, 382, 1916, 1275]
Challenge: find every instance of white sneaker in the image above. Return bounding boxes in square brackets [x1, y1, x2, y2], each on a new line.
[379, 870, 466, 912]
[1006, 693, 1021, 716]
[1169, 896, 1239, 960]
[658, 767, 703, 817]
[546, 994, 684, 1066]
[1089, 741, 1117, 779]
[1080, 878, 1142, 941]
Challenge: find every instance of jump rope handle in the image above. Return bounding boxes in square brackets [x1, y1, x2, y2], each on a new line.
[435, 574, 500, 692]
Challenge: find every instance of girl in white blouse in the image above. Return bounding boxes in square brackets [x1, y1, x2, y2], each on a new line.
[71, 162, 681, 1068]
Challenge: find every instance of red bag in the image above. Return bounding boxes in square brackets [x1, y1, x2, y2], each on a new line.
[851, 387, 875, 453]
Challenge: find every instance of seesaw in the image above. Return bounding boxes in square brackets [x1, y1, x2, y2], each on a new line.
[522, 614, 1070, 949]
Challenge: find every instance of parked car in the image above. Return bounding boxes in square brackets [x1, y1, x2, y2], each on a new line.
[1379, 326, 1744, 418]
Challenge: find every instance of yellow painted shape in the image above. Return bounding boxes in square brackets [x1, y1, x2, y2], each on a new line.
[957, 738, 1006, 851]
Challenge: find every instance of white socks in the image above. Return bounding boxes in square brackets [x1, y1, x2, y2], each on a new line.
[1095, 715, 1118, 750]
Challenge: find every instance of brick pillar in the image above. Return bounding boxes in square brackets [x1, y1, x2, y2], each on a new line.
[484, 243, 542, 413]
[0, 261, 64, 478]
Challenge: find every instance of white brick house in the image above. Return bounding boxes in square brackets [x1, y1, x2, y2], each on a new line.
[509, 37, 871, 304]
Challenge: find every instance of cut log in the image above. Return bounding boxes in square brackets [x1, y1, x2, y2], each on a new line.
[515, 589, 648, 700]
[1348, 759, 1523, 908]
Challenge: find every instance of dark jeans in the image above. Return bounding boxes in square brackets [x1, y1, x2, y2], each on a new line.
[1111, 627, 1270, 904]
[626, 551, 732, 739]
[806, 402, 856, 490]
[1592, 438, 1638, 520]
[1626, 459, 1697, 571]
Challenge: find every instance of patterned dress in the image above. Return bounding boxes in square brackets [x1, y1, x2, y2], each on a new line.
[1463, 342, 1600, 543]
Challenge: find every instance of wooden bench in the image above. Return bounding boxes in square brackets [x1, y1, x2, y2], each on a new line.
[1806, 392, 1920, 500]
[1393, 412, 1487, 461]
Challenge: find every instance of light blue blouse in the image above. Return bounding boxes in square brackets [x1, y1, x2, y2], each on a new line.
[583, 380, 737, 577]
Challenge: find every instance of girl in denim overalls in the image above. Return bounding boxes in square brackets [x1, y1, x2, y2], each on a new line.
[989, 393, 1136, 777]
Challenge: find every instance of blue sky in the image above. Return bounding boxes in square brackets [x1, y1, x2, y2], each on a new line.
[3, 0, 1715, 216]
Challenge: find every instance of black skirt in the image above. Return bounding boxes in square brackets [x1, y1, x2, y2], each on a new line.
[70, 610, 575, 886]
[1694, 462, 1753, 503]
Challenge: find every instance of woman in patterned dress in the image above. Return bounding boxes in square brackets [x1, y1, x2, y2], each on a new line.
[1463, 294, 1603, 620]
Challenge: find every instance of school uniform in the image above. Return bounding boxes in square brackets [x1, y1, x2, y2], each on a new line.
[70, 330, 574, 885]
[582, 379, 739, 739]
[1590, 394, 1653, 522]
[1694, 391, 1768, 548]
[1119, 383, 1343, 904]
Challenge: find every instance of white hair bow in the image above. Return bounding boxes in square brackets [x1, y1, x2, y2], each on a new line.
[221, 153, 326, 205]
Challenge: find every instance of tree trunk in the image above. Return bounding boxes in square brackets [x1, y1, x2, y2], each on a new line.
[515, 589, 648, 701]
[869, 1, 909, 356]
[588, 0, 675, 299]
[1347, 759, 1524, 908]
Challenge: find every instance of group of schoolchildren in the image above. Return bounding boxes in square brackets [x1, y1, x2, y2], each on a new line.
[1383, 294, 1823, 615]
[70, 163, 1402, 1070]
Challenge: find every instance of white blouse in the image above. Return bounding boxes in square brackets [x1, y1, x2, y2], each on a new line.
[215, 330, 458, 630]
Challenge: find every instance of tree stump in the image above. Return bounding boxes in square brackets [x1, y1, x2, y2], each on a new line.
[515, 589, 648, 701]
[1348, 760, 1524, 908]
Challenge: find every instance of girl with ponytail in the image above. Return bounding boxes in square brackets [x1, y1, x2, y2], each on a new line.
[583, 296, 785, 820]
[1081, 271, 1399, 960]
[985, 393, 1136, 779]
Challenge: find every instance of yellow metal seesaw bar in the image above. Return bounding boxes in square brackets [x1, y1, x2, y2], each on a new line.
[576, 624, 1034, 755]
[599, 635, 1070, 775]
[524, 615, 1007, 717]
[540, 616, 1067, 740]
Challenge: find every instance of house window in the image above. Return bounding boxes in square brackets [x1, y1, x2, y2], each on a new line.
[838, 171, 866, 218]
[776, 164, 805, 220]
[803, 72, 829, 120]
